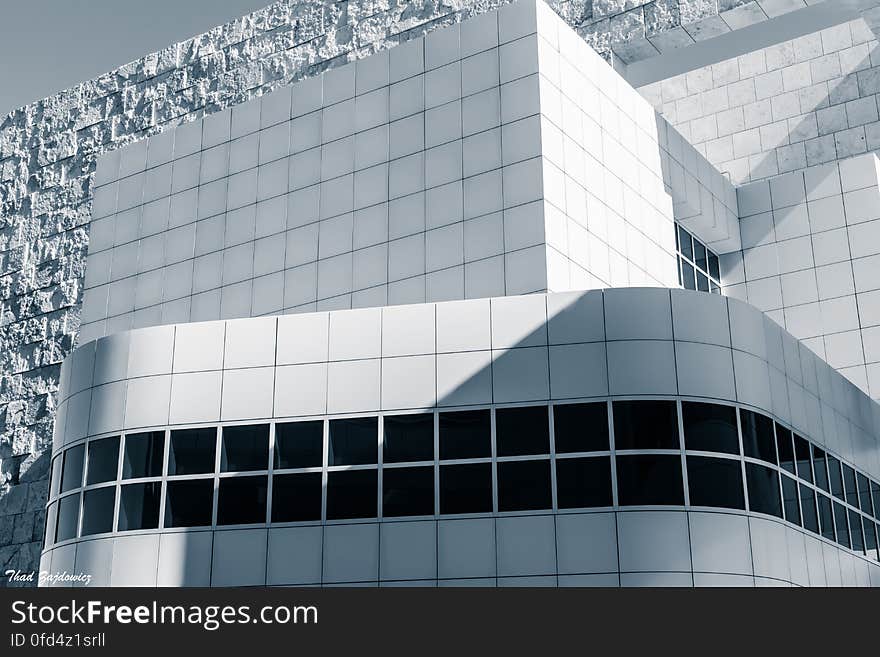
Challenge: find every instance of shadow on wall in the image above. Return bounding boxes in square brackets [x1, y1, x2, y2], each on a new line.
[0, 450, 51, 588]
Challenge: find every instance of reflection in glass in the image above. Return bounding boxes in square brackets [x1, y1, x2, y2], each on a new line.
[118, 482, 161, 531]
[812, 445, 829, 492]
[745, 462, 782, 518]
[123, 431, 165, 479]
[55, 494, 79, 542]
[842, 464, 859, 508]
[793, 435, 812, 483]
[781, 474, 800, 526]
[740, 410, 776, 464]
[849, 509, 864, 554]
[81, 487, 116, 536]
[828, 455, 844, 500]
[856, 473, 873, 516]
[817, 494, 835, 542]
[799, 484, 819, 534]
[833, 501, 850, 549]
[86, 437, 119, 485]
[775, 425, 795, 475]
[61, 444, 85, 493]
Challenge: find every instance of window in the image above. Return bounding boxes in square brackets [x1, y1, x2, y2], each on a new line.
[497, 460, 551, 511]
[123, 431, 165, 479]
[864, 520, 879, 562]
[328, 417, 377, 466]
[221, 424, 269, 472]
[217, 476, 268, 525]
[275, 421, 323, 469]
[613, 400, 679, 450]
[383, 414, 434, 463]
[50, 454, 62, 497]
[61, 444, 84, 492]
[856, 473, 873, 516]
[271, 472, 322, 522]
[440, 463, 492, 514]
[781, 474, 800, 526]
[681, 402, 739, 455]
[553, 403, 609, 453]
[828, 455, 844, 499]
[439, 410, 490, 459]
[45, 502, 57, 547]
[556, 456, 612, 509]
[326, 470, 377, 519]
[793, 435, 812, 483]
[168, 428, 217, 475]
[616, 455, 684, 506]
[800, 484, 819, 534]
[55, 494, 80, 542]
[849, 509, 864, 554]
[872, 481, 880, 521]
[81, 487, 116, 536]
[676, 223, 722, 294]
[775, 425, 795, 475]
[496, 406, 549, 457]
[812, 445, 829, 492]
[833, 501, 850, 549]
[745, 462, 782, 518]
[842, 464, 859, 508]
[382, 466, 434, 517]
[686, 456, 745, 509]
[740, 410, 776, 464]
[165, 479, 214, 527]
[118, 482, 161, 531]
[86, 437, 119, 485]
[818, 494, 835, 542]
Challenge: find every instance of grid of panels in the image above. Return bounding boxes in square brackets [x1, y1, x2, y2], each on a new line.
[44, 398, 880, 564]
[676, 223, 721, 294]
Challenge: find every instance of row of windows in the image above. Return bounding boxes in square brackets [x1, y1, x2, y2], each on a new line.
[676, 223, 721, 294]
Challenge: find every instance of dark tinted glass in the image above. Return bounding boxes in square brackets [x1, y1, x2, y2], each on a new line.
[740, 410, 776, 464]
[61, 444, 84, 492]
[165, 479, 214, 527]
[382, 466, 434, 517]
[55, 494, 80, 542]
[864, 520, 879, 561]
[696, 271, 709, 292]
[553, 403, 609, 453]
[678, 225, 693, 259]
[812, 445, 829, 492]
[781, 474, 800, 526]
[86, 437, 119, 484]
[440, 463, 492, 514]
[828, 455, 844, 499]
[793, 436, 812, 483]
[849, 509, 864, 553]
[799, 484, 819, 534]
[872, 481, 880, 520]
[556, 456, 612, 509]
[217, 476, 268, 525]
[45, 502, 57, 547]
[81, 487, 116, 536]
[775, 425, 795, 475]
[708, 253, 720, 280]
[818, 494, 835, 541]
[616, 455, 684, 506]
[439, 410, 491, 459]
[842, 464, 858, 507]
[856, 473, 873, 515]
[686, 456, 745, 509]
[123, 431, 165, 479]
[682, 261, 696, 289]
[328, 417, 377, 466]
[833, 501, 850, 549]
[496, 406, 549, 457]
[118, 482, 161, 531]
[271, 472, 322, 522]
[497, 460, 551, 512]
[221, 424, 269, 472]
[326, 470, 377, 519]
[694, 240, 707, 270]
[383, 414, 434, 463]
[50, 455, 62, 496]
[168, 428, 216, 475]
[613, 400, 679, 450]
[745, 462, 782, 518]
[682, 402, 738, 454]
[274, 421, 323, 469]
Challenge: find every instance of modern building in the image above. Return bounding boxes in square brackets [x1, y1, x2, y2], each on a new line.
[2, 0, 880, 586]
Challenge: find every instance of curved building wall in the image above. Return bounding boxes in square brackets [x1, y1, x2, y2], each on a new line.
[40, 287, 880, 586]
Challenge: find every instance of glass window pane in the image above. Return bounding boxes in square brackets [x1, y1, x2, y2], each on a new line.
[682, 402, 739, 455]
[696, 272, 710, 292]
[775, 425, 795, 475]
[382, 466, 434, 517]
[50, 454, 62, 497]
[165, 479, 214, 527]
[123, 431, 165, 479]
[677, 257, 683, 285]
[842, 464, 859, 508]
[686, 456, 745, 509]
[740, 410, 776, 464]
[678, 224, 693, 259]
[613, 400, 679, 450]
[616, 455, 684, 506]
[828, 455, 844, 499]
[86, 437, 120, 485]
[863, 520, 879, 561]
[856, 473, 872, 515]
[274, 421, 323, 469]
[793, 435, 812, 483]
[61, 444, 84, 493]
[221, 424, 269, 472]
[45, 502, 58, 547]
[710, 282, 721, 294]
[818, 494, 835, 542]
[439, 410, 490, 460]
[439, 463, 492, 514]
[781, 474, 800, 526]
[833, 501, 850, 549]
[55, 494, 80, 542]
[799, 484, 819, 534]
[556, 456, 612, 509]
[217, 476, 268, 525]
[326, 469, 377, 519]
[496, 406, 549, 457]
[745, 462, 782, 518]
[383, 414, 434, 464]
[168, 428, 217, 475]
[271, 472, 322, 522]
[682, 261, 696, 290]
[694, 240, 707, 271]
[812, 445, 829, 492]
[708, 253, 720, 280]
[497, 460, 551, 512]
[872, 481, 880, 521]
[328, 417, 377, 466]
[553, 402, 609, 453]
[81, 487, 116, 536]
[118, 482, 161, 531]
[849, 509, 864, 553]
